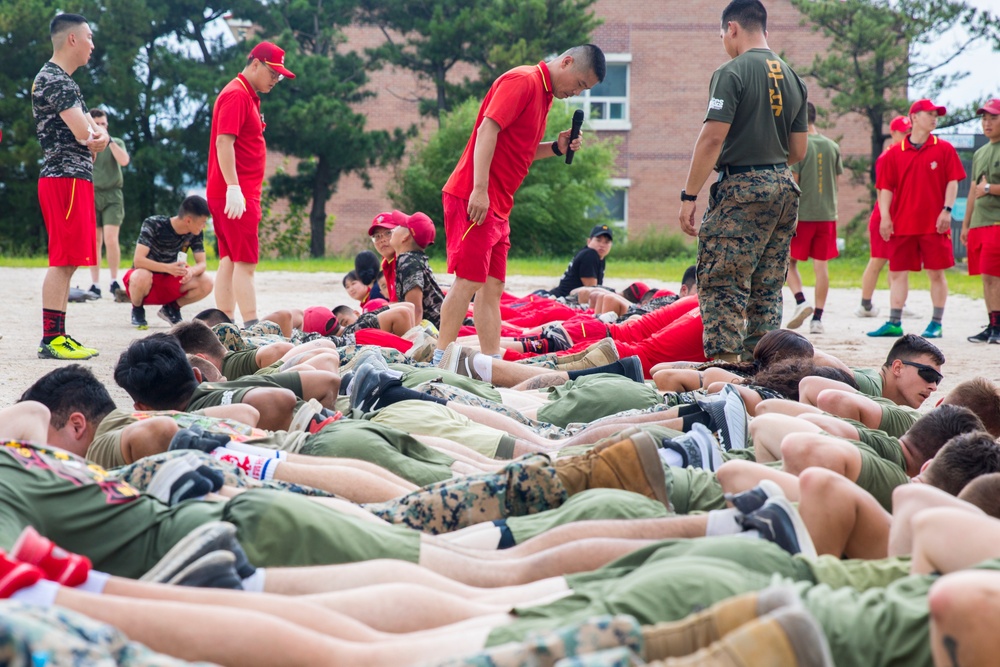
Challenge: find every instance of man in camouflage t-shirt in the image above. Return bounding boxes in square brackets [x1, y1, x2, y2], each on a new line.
[32, 14, 109, 360]
[677, 0, 808, 362]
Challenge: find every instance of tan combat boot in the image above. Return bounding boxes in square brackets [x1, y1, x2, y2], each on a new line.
[553, 431, 670, 508]
[554, 338, 619, 370]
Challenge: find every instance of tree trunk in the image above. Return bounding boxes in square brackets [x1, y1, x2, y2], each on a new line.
[310, 158, 332, 258]
[434, 63, 447, 127]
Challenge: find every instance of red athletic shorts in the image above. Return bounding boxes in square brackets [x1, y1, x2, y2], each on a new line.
[123, 269, 184, 305]
[967, 225, 1000, 276]
[790, 221, 839, 261]
[887, 233, 955, 272]
[39, 177, 96, 267]
[868, 208, 890, 259]
[561, 315, 610, 344]
[443, 192, 510, 283]
[355, 328, 412, 354]
[614, 308, 707, 378]
[208, 197, 262, 264]
[610, 295, 701, 343]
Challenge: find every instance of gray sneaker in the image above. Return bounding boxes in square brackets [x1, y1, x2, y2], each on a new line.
[739, 496, 817, 558]
[140, 521, 254, 582]
[660, 423, 725, 471]
[166, 550, 244, 590]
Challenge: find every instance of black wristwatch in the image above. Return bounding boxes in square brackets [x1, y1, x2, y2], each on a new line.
[943, 206, 953, 213]
[551, 141, 563, 157]
[680, 189, 697, 202]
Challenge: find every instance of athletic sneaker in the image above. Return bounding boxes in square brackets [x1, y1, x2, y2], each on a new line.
[158, 302, 183, 325]
[65, 335, 99, 357]
[109, 280, 123, 299]
[809, 319, 824, 334]
[785, 302, 813, 329]
[854, 304, 880, 318]
[349, 365, 404, 413]
[340, 346, 389, 373]
[921, 321, 943, 339]
[867, 321, 902, 337]
[696, 385, 749, 451]
[725, 479, 785, 516]
[740, 496, 817, 558]
[660, 422, 724, 472]
[38, 335, 95, 360]
[968, 326, 993, 343]
[132, 306, 149, 330]
[991, 331, 1000, 345]
[619, 355, 644, 383]
[140, 521, 255, 583]
[87, 284, 102, 299]
[437, 342, 481, 380]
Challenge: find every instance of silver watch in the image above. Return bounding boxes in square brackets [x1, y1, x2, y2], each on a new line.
[987, 183, 992, 195]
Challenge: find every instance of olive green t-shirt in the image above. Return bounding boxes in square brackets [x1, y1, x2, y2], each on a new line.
[704, 48, 808, 168]
[92, 137, 125, 191]
[791, 133, 843, 221]
[221, 349, 261, 380]
[851, 368, 883, 398]
[187, 374, 303, 411]
[970, 140, 1000, 229]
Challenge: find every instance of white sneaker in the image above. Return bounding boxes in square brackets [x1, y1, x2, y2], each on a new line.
[854, 305, 880, 318]
[809, 320, 824, 334]
[786, 302, 813, 329]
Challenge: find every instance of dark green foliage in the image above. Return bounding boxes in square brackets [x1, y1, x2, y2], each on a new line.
[389, 98, 617, 257]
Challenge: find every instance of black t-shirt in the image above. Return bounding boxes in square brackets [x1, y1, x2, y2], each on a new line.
[551, 247, 605, 297]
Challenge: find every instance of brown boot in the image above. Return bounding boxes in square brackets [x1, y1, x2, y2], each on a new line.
[553, 431, 670, 508]
[647, 606, 833, 667]
[555, 338, 619, 370]
[642, 586, 799, 660]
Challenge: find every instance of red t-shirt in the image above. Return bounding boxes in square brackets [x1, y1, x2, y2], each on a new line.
[207, 74, 266, 200]
[381, 255, 397, 302]
[442, 62, 555, 220]
[875, 135, 966, 236]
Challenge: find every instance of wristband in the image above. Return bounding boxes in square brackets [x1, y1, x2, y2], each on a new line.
[551, 141, 563, 157]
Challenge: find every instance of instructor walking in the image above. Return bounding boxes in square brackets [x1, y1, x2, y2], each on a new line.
[679, 0, 807, 362]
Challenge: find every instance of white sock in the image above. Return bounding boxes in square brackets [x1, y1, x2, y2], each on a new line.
[705, 508, 743, 536]
[77, 571, 111, 594]
[226, 442, 286, 460]
[10, 580, 60, 607]
[212, 448, 279, 480]
[432, 349, 444, 365]
[658, 448, 686, 468]
[472, 353, 493, 383]
[442, 525, 503, 550]
[241, 568, 267, 593]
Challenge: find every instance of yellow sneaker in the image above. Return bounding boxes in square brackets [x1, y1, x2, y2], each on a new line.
[38, 336, 96, 360]
[64, 335, 99, 357]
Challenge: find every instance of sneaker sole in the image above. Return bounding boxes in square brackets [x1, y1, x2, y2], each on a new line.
[37, 347, 95, 360]
[785, 306, 813, 330]
[630, 431, 671, 509]
[768, 496, 818, 559]
[158, 312, 182, 325]
[166, 550, 243, 589]
[140, 522, 239, 583]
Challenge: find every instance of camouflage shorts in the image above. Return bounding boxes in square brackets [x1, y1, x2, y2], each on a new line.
[362, 453, 567, 534]
[0, 601, 206, 666]
[416, 381, 569, 439]
[112, 450, 335, 499]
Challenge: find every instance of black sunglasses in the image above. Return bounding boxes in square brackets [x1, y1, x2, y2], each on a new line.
[900, 360, 943, 384]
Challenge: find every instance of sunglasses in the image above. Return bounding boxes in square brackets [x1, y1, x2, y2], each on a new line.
[900, 360, 943, 384]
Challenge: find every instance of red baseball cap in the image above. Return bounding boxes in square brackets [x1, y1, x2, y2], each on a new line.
[302, 306, 338, 335]
[977, 98, 1000, 116]
[909, 99, 946, 116]
[889, 116, 911, 133]
[249, 42, 296, 79]
[368, 210, 407, 236]
[403, 212, 436, 248]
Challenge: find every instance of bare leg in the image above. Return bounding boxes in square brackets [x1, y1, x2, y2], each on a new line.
[887, 484, 982, 557]
[859, 257, 887, 302]
[215, 256, 235, 318]
[927, 268, 948, 310]
[177, 274, 214, 306]
[232, 261, 258, 323]
[911, 507, 1000, 575]
[91, 229, 103, 284]
[41, 265, 75, 317]
[475, 276, 506, 356]
[786, 257, 803, 295]
[749, 413, 822, 463]
[274, 461, 415, 502]
[437, 277, 482, 352]
[888, 270, 909, 310]
[104, 224, 121, 281]
[716, 460, 801, 500]
[929, 571, 1000, 667]
[797, 467, 890, 559]
[0, 402, 52, 442]
[813, 259, 829, 311]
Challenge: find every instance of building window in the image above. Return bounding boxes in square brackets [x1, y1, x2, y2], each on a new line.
[590, 178, 630, 229]
[569, 55, 631, 131]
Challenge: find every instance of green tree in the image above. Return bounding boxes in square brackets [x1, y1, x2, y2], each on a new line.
[390, 98, 617, 257]
[234, 1, 415, 257]
[790, 0, 1000, 192]
[359, 0, 601, 121]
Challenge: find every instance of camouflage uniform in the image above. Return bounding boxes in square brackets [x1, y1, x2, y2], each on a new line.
[395, 250, 445, 328]
[341, 306, 387, 337]
[698, 168, 800, 358]
[32, 62, 92, 180]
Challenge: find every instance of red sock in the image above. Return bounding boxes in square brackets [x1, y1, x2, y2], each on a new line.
[516, 336, 548, 354]
[42, 309, 65, 342]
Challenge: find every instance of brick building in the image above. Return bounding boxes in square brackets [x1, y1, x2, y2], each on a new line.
[265, 0, 877, 255]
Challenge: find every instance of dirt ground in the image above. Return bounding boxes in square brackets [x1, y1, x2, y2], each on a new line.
[1, 267, 997, 409]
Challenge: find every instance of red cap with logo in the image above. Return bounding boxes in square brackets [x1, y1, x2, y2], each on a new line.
[909, 99, 946, 116]
[249, 42, 296, 79]
[368, 210, 407, 236]
[977, 99, 1000, 116]
[302, 306, 338, 335]
[889, 116, 911, 133]
[403, 212, 436, 248]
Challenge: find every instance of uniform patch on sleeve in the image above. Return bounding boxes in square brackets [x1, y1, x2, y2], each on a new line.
[708, 98, 725, 111]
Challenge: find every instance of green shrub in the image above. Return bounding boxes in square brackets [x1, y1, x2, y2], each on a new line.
[612, 228, 696, 261]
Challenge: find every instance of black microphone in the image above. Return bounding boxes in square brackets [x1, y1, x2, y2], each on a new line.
[565, 109, 584, 165]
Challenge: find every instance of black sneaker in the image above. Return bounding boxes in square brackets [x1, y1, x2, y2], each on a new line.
[739, 496, 817, 558]
[131, 306, 149, 330]
[349, 364, 403, 413]
[991, 330, 1000, 345]
[87, 284, 102, 299]
[619, 356, 644, 383]
[968, 326, 993, 343]
[110, 280, 126, 301]
[725, 479, 784, 515]
[158, 302, 183, 325]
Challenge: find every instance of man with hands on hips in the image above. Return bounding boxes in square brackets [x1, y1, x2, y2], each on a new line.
[206, 41, 295, 328]
[433, 45, 607, 366]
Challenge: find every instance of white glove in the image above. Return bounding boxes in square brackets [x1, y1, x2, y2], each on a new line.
[224, 184, 246, 219]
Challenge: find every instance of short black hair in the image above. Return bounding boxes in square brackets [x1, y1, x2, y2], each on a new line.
[923, 431, 1000, 496]
[114, 333, 199, 410]
[681, 265, 697, 290]
[332, 305, 354, 318]
[89, 109, 107, 119]
[19, 365, 116, 429]
[721, 0, 767, 33]
[807, 102, 817, 124]
[50, 13, 88, 36]
[178, 195, 210, 219]
[194, 308, 233, 327]
[171, 320, 228, 360]
[905, 404, 985, 465]
[884, 333, 945, 367]
[570, 44, 606, 83]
